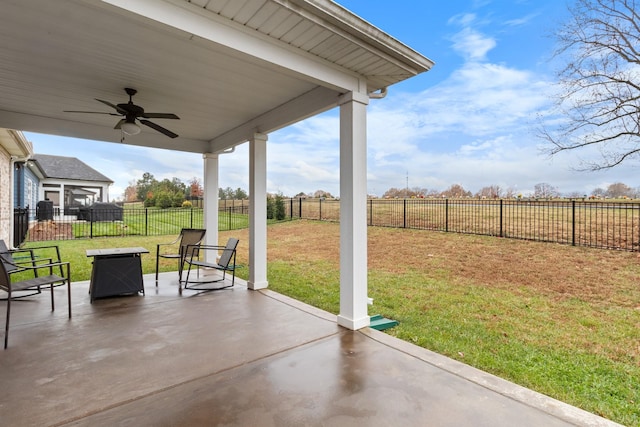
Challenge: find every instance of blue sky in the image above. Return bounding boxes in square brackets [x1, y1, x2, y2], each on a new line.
[25, 1, 640, 199]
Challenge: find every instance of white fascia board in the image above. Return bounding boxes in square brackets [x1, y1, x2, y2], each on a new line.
[40, 178, 106, 187]
[278, 0, 435, 74]
[101, 0, 362, 93]
[0, 129, 33, 157]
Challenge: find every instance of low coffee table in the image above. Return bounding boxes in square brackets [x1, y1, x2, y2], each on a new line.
[86, 247, 149, 302]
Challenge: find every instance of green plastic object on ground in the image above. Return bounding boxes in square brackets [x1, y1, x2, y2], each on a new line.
[369, 314, 399, 331]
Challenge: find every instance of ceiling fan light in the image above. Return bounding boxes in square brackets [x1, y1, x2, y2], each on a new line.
[121, 121, 140, 135]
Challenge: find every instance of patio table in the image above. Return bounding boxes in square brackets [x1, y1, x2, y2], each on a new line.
[86, 247, 148, 302]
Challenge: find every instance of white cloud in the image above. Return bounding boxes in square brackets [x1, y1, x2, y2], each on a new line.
[450, 27, 496, 61]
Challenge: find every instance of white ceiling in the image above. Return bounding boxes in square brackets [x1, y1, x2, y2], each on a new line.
[0, 0, 433, 154]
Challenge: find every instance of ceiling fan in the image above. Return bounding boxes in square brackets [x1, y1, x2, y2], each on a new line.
[65, 88, 180, 138]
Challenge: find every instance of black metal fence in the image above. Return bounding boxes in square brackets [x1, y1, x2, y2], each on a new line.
[13, 208, 29, 246]
[15, 198, 640, 251]
[18, 206, 248, 243]
[284, 198, 640, 251]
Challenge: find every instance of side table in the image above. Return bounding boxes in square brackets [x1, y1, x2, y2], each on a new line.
[86, 247, 149, 302]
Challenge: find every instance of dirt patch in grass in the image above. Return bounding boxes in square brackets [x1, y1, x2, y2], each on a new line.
[28, 221, 74, 242]
[224, 220, 640, 308]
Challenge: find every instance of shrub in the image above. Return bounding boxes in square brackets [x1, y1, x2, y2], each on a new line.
[155, 192, 173, 209]
[275, 193, 286, 220]
[266, 196, 276, 219]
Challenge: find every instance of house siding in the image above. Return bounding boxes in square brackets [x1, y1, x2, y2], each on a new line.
[0, 146, 11, 244]
[14, 165, 39, 219]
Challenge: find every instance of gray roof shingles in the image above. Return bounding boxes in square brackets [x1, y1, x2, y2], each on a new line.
[32, 154, 113, 183]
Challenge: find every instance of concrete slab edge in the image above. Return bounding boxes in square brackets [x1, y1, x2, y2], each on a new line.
[257, 288, 338, 323]
[359, 327, 624, 427]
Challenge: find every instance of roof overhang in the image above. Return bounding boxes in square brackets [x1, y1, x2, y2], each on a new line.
[0, 129, 33, 158]
[0, 0, 433, 154]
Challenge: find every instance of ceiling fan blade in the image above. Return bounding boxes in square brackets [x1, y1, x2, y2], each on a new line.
[64, 110, 121, 115]
[114, 119, 125, 129]
[140, 119, 178, 138]
[95, 98, 127, 115]
[141, 112, 180, 119]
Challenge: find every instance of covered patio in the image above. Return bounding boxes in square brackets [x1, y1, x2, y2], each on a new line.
[0, 2, 622, 425]
[0, 0, 437, 330]
[0, 273, 616, 426]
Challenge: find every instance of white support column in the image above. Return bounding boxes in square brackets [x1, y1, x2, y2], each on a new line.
[58, 184, 65, 216]
[337, 91, 370, 330]
[248, 133, 268, 290]
[203, 153, 219, 262]
[102, 184, 110, 202]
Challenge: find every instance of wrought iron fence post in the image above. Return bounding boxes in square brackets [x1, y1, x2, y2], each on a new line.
[572, 200, 576, 246]
[145, 208, 148, 236]
[369, 199, 373, 226]
[299, 198, 303, 218]
[500, 199, 503, 237]
[403, 199, 407, 228]
[190, 207, 193, 228]
[445, 199, 449, 232]
[319, 198, 322, 220]
[90, 209, 94, 239]
[228, 207, 232, 231]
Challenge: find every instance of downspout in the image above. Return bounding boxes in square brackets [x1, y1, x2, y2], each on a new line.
[364, 87, 386, 308]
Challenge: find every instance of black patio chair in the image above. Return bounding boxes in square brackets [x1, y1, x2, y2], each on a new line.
[155, 228, 206, 284]
[0, 250, 71, 349]
[0, 240, 64, 299]
[181, 238, 239, 294]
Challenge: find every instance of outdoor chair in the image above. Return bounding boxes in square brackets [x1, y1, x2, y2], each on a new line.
[0, 240, 64, 299]
[155, 228, 206, 285]
[0, 248, 71, 349]
[0, 240, 36, 297]
[181, 237, 239, 294]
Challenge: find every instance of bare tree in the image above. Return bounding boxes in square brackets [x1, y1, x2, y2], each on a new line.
[188, 177, 203, 198]
[591, 187, 606, 198]
[476, 185, 503, 198]
[123, 180, 138, 202]
[503, 186, 518, 198]
[541, 0, 640, 170]
[534, 182, 560, 198]
[606, 182, 632, 198]
[313, 189, 333, 199]
[440, 184, 471, 198]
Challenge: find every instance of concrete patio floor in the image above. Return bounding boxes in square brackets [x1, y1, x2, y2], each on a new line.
[0, 272, 621, 427]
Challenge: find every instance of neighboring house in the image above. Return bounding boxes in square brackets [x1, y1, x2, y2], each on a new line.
[15, 154, 113, 217]
[0, 129, 33, 247]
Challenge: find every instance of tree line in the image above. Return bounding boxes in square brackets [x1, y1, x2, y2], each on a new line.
[124, 172, 640, 208]
[381, 182, 640, 200]
[123, 172, 204, 208]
